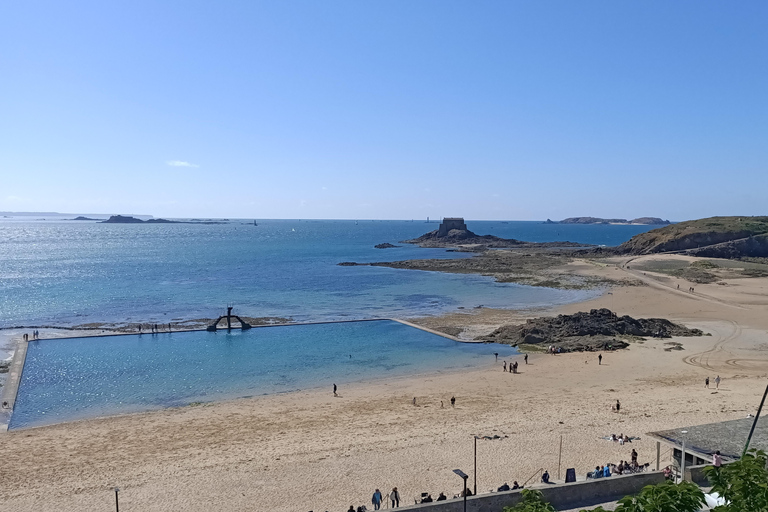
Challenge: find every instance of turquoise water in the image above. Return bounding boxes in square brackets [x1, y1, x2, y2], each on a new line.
[9, 320, 516, 429]
[0, 219, 653, 328]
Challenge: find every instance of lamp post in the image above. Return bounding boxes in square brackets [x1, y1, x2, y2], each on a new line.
[114, 487, 119, 512]
[473, 435, 478, 495]
[680, 430, 688, 483]
[453, 469, 469, 512]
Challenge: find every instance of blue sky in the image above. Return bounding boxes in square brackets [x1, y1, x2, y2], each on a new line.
[1, 1, 766, 220]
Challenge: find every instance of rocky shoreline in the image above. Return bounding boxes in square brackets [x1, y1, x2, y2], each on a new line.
[476, 308, 706, 352]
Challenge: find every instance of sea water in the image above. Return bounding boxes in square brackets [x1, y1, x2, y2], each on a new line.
[0, 219, 654, 328]
[9, 320, 517, 429]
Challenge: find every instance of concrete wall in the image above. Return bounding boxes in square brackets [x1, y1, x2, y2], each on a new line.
[395, 471, 666, 512]
[685, 461, 731, 486]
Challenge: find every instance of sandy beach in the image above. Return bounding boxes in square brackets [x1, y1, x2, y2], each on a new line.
[2, 255, 768, 512]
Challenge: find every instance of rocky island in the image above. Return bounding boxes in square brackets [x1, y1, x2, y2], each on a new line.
[476, 308, 705, 352]
[557, 217, 671, 225]
[401, 218, 588, 249]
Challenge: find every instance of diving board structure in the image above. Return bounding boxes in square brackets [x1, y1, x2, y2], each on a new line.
[207, 306, 252, 331]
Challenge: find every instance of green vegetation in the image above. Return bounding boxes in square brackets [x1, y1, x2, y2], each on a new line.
[705, 449, 768, 512]
[503, 489, 555, 512]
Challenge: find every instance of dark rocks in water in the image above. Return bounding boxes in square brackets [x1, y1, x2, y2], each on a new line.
[338, 261, 364, 266]
[102, 215, 179, 224]
[102, 215, 145, 223]
[145, 218, 179, 224]
[477, 308, 704, 352]
[543, 219, 557, 224]
[72, 216, 98, 221]
[375, 243, 400, 249]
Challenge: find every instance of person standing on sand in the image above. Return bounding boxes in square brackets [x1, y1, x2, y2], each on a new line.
[616, 400, 621, 413]
[598, 354, 602, 365]
[390, 487, 400, 507]
[372, 489, 382, 510]
[524, 353, 528, 364]
[451, 396, 456, 407]
[494, 352, 499, 361]
[503, 361, 507, 372]
[715, 375, 721, 389]
[705, 377, 710, 388]
[333, 383, 337, 396]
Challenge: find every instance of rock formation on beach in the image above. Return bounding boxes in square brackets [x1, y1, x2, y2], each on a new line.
[476, 308, 704, 352]
[402, 217, 588, 249]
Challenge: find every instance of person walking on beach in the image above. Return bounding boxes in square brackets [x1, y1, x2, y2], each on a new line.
[390, 487, 400, 507]
[705, 377, 710, 388]
[372, 489, 382, 510]
[450, 396, 456, 407]
[524, 353, 528, 364]
[616, 400, 621, 413]
[333, 383, 337, 397]
[598, 354, 602, 365]
[503, 361, 507, 372]
[494, 352, 499, 361]
[715, 375, 721, 389]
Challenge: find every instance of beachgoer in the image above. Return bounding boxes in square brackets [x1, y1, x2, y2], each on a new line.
[348, 506, 355, 512]
[524, 353, 528, 364]
[494, 352, 499, 361]
[677, 284, 680, 289]
[372, 489, 382, 510]
[705, 377, 710, 388]
[598, 354, 602, 365]
[541, 470, 550, 483]
[390, 487, 400, 507]
[715, 375, 721, 389]
[436, 492, 447, 501]
[511, 481, 520, 489]
[631, 449, 638, 463]
[616, 400, 621, 413]
[441, 401, 444, 408]
[603, 465, 610, 477]
[138, 325, 142, 333]
[503, 361, 507, 372]
[713, 450, 722, 467]
[412, 397, 417, 406]
[663, 466, 672, 479]
[333, 383, 337, 396]
[497, 483, 510, 491]
[422, 494, 433, 503]
[450, 396, 455, 407]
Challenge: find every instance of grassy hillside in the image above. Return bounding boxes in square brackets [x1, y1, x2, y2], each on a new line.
[618, 216, 768, 255]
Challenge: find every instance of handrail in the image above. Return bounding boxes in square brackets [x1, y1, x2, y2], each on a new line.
[522, 467, 544, 487]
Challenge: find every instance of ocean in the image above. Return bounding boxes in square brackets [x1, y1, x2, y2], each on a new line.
[0, 219, 655, 329]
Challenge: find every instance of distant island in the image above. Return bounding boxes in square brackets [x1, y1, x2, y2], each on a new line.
[554, 217, 671, 225]
[101, 215, 226, 225]
[72, 216, 98, 221]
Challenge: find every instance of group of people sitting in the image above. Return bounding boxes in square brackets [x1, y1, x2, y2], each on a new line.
[587, 459, 649, 479]
[418, 492, 448, 503]
[609, 433, 633, 445]
[497, 481, 522, 491]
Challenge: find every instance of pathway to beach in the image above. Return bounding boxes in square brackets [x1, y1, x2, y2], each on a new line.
[1, 256, 768, 512]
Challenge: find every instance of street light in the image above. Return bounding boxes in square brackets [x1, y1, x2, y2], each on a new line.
[114, 487, 119, 512]
[453, 469, 469, 512]
[474, 435, 478, 495]
[680, 430, 688, 483]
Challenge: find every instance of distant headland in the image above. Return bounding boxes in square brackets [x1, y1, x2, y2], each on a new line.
[101, 215, 225, 225]
[546, 217, 671, 225]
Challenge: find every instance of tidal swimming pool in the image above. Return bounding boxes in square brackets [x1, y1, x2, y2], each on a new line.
[10, 320, 515, 429]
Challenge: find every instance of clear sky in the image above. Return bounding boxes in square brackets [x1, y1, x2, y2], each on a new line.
[1, 1, 766, 220]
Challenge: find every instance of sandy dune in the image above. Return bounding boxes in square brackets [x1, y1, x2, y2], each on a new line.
[2, 255, 768, 512]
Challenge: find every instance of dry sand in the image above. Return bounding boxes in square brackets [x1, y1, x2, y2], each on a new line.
[2, 255, 768, 512]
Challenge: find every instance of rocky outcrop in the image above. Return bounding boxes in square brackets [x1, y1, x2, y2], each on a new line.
[375, 243, 400, 249]
[616, 216, 768, 257]
[476, 308, 704, 352]
[558, 217, 670, 225]
[403, 229, 587, 249]
[102, 215, 145, 223]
